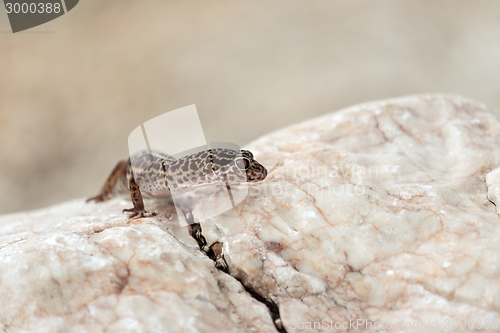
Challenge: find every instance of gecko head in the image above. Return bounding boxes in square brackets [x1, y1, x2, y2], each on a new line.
[233, 150, 267, 182]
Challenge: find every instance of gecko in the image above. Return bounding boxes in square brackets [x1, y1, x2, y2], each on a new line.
[87, 148, 267, 271]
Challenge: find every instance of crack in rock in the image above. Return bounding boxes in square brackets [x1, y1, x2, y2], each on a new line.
[189, 221, 286, 333]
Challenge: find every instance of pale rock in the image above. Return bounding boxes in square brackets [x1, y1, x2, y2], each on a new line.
[486, 168, 500, 216]
[2, 95, 500, 332]
[0, 201, 276, 333]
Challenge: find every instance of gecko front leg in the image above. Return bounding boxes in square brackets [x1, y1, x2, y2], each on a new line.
[184, 211, 229, 272]
[184, 211, 209, 252]
[87, 160, 128, 202]
[122, 173, 156, 219]
[88, 159, 155, 218]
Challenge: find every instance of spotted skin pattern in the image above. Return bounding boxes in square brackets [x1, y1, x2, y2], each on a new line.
[88, 148, 266, 212]
[87, 148, 267, 272]
[129, 149, 267, 198]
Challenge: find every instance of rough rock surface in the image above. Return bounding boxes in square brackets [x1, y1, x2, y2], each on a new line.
[2, 95, 500, 332]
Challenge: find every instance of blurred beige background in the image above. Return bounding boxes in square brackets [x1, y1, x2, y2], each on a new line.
[0, 0, 499, 215]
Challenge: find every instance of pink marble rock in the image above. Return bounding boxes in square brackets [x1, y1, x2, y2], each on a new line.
[2, 95, 500, 333]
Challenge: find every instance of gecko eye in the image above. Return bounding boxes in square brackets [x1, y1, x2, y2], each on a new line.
[235, 157, 249, 170]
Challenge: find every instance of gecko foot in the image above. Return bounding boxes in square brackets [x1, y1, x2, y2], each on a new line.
[184, 213, 229, 273]
[122, 208, 156, 219]
[209, 241, 229, 273]
[86, 193, 112, 203]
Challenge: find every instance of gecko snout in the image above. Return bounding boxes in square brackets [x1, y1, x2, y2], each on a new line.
[246, 162, 267, 182]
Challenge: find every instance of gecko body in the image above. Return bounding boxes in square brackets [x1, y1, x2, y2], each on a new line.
[88, 148, 267, 218]
[88, 148, 267, 271]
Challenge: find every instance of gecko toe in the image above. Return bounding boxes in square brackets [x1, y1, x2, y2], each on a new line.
[122, 208, 156, 219]
[86, 194, 110, 203]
